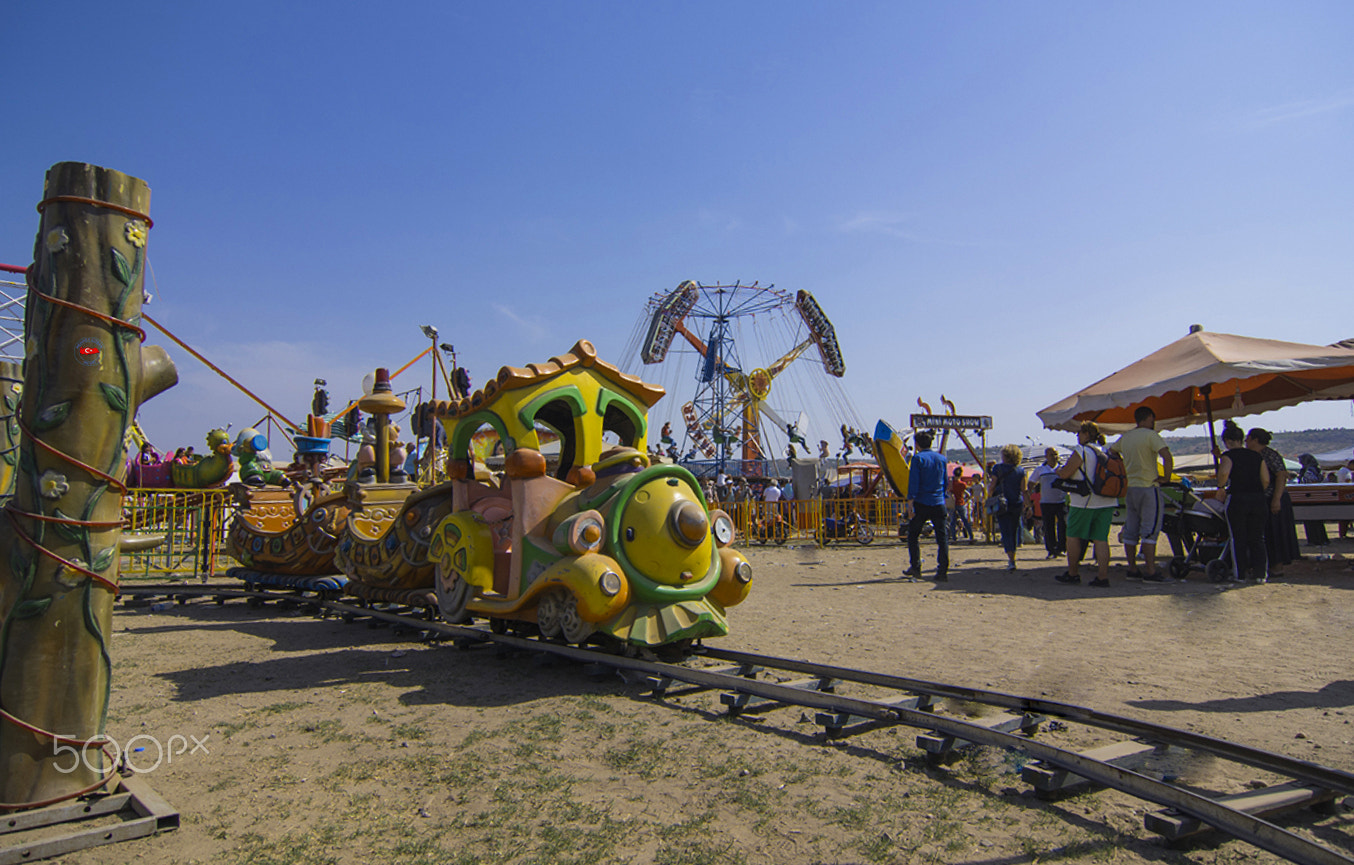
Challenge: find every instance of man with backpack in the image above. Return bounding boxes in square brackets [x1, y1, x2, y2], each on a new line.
[1055, 421, 1119, 587]
[1112, 405, 1174, 581]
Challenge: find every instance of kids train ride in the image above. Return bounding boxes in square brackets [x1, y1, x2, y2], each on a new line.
[425, 340, 752, 648]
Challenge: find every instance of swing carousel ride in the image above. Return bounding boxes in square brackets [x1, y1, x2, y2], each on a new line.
[622, 281, 868, 477]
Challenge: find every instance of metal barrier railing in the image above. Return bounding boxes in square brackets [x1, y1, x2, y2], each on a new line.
[120, 489, 233, 581]
[114, 488, 987, 578]
[723, 495, 903, 546]
[724, 494, 997, 547]
[0, 269, 27, 364]
[726, 498, 817, 545]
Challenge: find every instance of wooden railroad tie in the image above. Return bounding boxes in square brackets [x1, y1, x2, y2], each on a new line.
[917, 711, 1044, 761]
[721, 675, 834, 715]
[1022, 740, 1161, 796]
[646, 663, 760, 697]
[815, 694, 934, 738]
[1144, 782, 1338, 842]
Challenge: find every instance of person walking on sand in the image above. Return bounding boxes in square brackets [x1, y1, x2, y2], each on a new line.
[1112, 406, 1173, 581]
[902, 430, 949, 582]
[989, 444, 1027, 572]
[1056, 421, 1117, 588]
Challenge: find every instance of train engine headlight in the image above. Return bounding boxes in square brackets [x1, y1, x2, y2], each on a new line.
[553, 509, 606, 556]
[734, 560, 752, 583]
[709, 509, 734, 547]
[669, 500, 709, 548]
[598, 569, 623, 597]
[710, 549, 753, 608]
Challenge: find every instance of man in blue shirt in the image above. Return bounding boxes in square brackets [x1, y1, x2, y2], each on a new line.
[903, 430, 949, 581]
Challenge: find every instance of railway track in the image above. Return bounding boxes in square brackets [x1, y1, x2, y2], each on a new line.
[121, 582, 1354, 864]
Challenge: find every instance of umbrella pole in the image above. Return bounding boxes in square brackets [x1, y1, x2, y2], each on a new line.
[1202, 384, 1219, 473]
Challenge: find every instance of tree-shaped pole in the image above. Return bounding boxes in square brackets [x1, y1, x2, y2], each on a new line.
[0, 162, 177, 808]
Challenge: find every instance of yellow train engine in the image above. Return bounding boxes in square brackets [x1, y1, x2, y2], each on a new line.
[426, 340, 752, 647]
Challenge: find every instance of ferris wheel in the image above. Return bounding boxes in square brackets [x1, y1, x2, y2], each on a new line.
[626, 280, 855, 476]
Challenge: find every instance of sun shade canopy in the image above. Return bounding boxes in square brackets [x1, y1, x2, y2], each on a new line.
[1037, 330, 1354, 434]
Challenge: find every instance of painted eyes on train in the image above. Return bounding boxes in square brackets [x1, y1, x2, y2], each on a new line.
[625, 527, 635, 541]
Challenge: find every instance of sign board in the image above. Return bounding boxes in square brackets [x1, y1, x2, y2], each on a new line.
[910, 414, 992, 431]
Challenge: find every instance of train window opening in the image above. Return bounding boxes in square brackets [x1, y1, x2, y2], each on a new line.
[466, 421, 506, 485]
[532, 399, 577, 481]
[601, 402, 639, 448]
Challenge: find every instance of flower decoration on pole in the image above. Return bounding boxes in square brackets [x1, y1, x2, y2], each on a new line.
[123, 221, 147, 249]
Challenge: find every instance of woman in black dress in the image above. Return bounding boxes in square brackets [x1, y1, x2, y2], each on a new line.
[1247, 428, 1300, 578]
[1216, 422, 1271, 582]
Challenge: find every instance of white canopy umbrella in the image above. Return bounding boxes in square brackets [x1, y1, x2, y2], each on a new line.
[1038, 327, 1354, 436]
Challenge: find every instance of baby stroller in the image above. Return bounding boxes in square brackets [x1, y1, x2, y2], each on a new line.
[1162, 484, 1233, 581]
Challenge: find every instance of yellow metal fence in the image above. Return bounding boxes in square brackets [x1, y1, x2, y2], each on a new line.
[726, 495, 900, 545]
[114, 489, 985, 583]
[120, 489, 233, 581]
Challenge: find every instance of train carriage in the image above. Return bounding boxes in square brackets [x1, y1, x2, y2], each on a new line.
[427, 339, 752, 647]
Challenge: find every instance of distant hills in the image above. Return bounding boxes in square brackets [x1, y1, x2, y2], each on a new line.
[944, 428, 1354, 462]
[1161, 428, 1354, 458]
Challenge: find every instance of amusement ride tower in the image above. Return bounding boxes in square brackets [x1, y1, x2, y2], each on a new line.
[636, 281, 846, 476]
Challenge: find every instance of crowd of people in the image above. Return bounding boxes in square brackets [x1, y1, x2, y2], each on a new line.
[891, 406, 1354, 587]
[618, 411, 1353, 580]
[135, 442, 199, 466]
[698, 474, 794, 510]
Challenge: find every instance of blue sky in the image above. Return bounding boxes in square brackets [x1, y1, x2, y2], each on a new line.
[4, 2, 1353, 460]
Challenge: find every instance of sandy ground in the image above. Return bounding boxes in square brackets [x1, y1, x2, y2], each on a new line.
[29, 533, 1354, 865]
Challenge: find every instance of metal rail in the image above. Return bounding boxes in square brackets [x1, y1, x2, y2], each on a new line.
[121, 584, 1354, 865]
[701, 647, 1354, 799]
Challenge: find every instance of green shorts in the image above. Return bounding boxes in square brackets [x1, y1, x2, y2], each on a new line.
[1067, 506, 1113, 542]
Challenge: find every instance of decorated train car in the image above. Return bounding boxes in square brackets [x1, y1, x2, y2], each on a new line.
[425, 339, 752, 648]
[325, 373, 453, 605]
[333, 481, 457, 592]
[227, 487, 351, 577]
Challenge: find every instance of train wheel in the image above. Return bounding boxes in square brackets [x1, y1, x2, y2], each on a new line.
[653, 638, 693, 662]
[558, 593, 595, 644]
[436, 574, 475, 624]
[536, 587, 564, 639]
